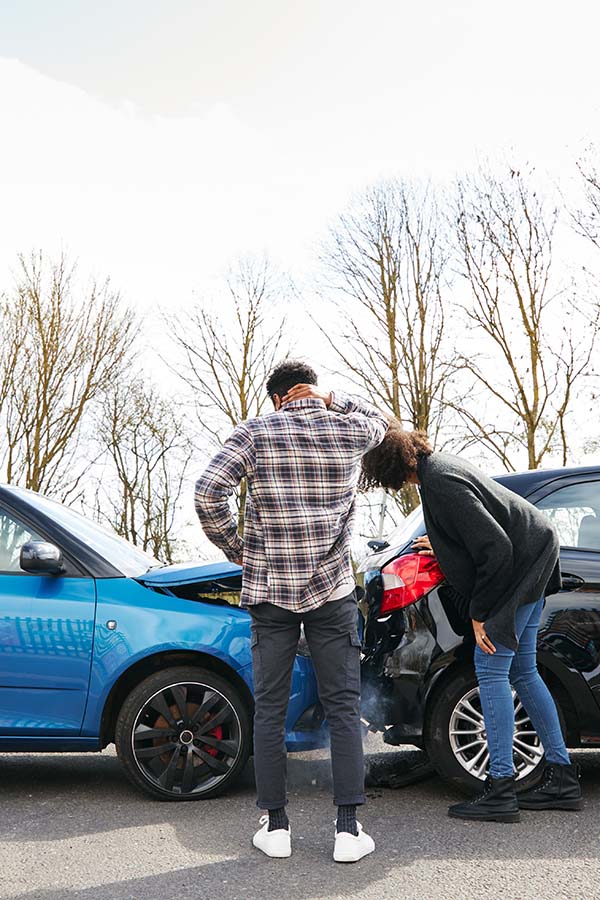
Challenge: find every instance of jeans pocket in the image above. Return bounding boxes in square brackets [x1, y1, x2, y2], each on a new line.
[250, 631, 263, 691]
[474, 645, 490, 677]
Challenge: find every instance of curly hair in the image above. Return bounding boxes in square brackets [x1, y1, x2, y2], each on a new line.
[361, 420, 433, 490]
[266, 358, 318, 399]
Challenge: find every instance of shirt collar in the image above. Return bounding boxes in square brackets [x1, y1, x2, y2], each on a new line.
[282, 398, 327, 412]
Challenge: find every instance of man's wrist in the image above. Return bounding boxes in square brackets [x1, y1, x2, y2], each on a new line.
[328, 390, 347, 414]
[225, 536, 244, 561]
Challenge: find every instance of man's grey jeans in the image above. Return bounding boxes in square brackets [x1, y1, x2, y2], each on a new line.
[249, 591, 366, 810]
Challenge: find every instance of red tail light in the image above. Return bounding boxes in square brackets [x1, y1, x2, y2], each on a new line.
[380, 553, 445, 613]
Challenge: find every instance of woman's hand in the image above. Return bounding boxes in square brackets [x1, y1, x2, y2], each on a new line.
[282, 384, 332, 406]
[472, 619, 496, 654]
[412, 534, 435, 557]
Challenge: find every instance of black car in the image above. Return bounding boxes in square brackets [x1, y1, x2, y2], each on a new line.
[359, 465, 600, 793]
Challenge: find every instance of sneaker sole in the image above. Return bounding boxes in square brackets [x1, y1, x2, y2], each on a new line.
[518, 798, 583, 811]
[448, 809, 520, 823]
[252, 844, 292, 858]
[334, 847, 375, 863]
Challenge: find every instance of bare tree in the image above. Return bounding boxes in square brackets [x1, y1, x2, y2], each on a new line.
[454, 165, 598, 470]
[320, 180, 453, 512]
[574, 151, 600, 252]
[95, 380, 192, 563]
[168, 257, 287, 528]
[0, 251, 136, 500]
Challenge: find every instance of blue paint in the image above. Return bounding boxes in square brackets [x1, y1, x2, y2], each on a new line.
[0, 574, 95, 734]
[138, 560, 242, 587]
[0, 561, 326, 751]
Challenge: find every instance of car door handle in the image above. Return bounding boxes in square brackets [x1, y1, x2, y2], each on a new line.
[562, 573, 585, 590]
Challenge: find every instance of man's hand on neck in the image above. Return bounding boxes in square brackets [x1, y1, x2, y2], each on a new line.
[277, 384, 333, 408]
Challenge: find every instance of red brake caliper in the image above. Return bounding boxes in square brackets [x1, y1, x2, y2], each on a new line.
[204, 725, 223, 757]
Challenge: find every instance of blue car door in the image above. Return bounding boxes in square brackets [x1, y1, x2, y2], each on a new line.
[0, 506, 96, 735]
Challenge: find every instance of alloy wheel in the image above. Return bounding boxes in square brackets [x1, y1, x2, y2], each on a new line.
[448, 686, 544, 781]
[131, 681, 242, 796]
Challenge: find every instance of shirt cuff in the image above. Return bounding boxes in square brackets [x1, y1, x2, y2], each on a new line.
[225, 535, 244, 562]
[328, 390, 348, 414]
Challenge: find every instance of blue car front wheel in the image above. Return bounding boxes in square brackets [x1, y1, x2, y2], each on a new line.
[115, 666, 251, 801]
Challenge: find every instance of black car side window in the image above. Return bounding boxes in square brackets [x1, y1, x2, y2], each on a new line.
[536, 482, 600, 550]
[0, 508, 44, 573]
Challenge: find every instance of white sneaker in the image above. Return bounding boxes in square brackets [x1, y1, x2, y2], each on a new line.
[333, 822, 375, 863]
[252, 815, 292, 858]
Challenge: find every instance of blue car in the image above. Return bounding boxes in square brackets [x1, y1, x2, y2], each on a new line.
[0, 484, 328, 800]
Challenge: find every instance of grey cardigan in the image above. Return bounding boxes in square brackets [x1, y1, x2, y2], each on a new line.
[417, 452, 561, 650]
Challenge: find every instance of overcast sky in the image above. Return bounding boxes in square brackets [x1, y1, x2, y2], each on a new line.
[1, 1, 599, 556]
[0, 0, 598, 314]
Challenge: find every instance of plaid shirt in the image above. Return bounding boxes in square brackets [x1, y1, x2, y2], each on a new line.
[194, 392, 388, 612]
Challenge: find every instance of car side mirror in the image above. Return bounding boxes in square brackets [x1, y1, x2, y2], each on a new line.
[20, 541, 65, 575]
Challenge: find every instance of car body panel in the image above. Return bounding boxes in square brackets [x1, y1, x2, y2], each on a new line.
[138, 560, 243, 588]
[82, 576, 253, 740]
[363, 579, 600, 747]
[0, 574, 96, 735]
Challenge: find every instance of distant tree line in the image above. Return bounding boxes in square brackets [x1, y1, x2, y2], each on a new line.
[0, 157, 599, 559]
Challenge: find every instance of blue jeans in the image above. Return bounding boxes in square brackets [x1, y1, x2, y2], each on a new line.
[475, 597, 570, 779]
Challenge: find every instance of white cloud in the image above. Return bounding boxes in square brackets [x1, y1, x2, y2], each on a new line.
[0, 59, 296, 310]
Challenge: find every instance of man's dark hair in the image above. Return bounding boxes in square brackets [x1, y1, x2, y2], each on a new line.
[361, 418, 433, 490]
[266, 359, 318, 399]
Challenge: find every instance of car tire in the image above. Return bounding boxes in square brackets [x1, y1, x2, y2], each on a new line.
[424, 667, 560, 794]
[115, 666, 251, 801]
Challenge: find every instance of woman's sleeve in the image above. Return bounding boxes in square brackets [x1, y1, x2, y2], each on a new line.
[437, 485, 513, 622]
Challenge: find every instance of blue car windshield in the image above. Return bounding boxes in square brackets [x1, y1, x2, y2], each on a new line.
[13, 487, 161, 577]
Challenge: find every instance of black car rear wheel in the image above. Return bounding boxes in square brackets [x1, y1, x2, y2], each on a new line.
[424, 667, 560, 794]
[115, 666, 251, 801]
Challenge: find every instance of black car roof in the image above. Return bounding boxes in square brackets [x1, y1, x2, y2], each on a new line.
[494, 465, 600, 496]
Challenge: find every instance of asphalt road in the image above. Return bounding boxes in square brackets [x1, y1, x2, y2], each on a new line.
[1, 739, 599, 900]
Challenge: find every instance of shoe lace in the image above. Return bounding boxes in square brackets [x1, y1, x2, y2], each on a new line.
[471, 776, 492, 804]
[534, 766, 554, 792]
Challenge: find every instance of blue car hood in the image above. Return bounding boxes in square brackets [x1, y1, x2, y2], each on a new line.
[137, 560, 242, 587]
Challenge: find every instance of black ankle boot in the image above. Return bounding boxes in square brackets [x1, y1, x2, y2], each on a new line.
[518, 763, 582, 811]
[448, 776, 520, 823]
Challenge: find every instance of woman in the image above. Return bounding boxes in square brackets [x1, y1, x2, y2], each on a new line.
[362, 422, 582, 822]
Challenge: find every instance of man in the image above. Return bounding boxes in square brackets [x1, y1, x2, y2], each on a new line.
[194, 359, 387, 862]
